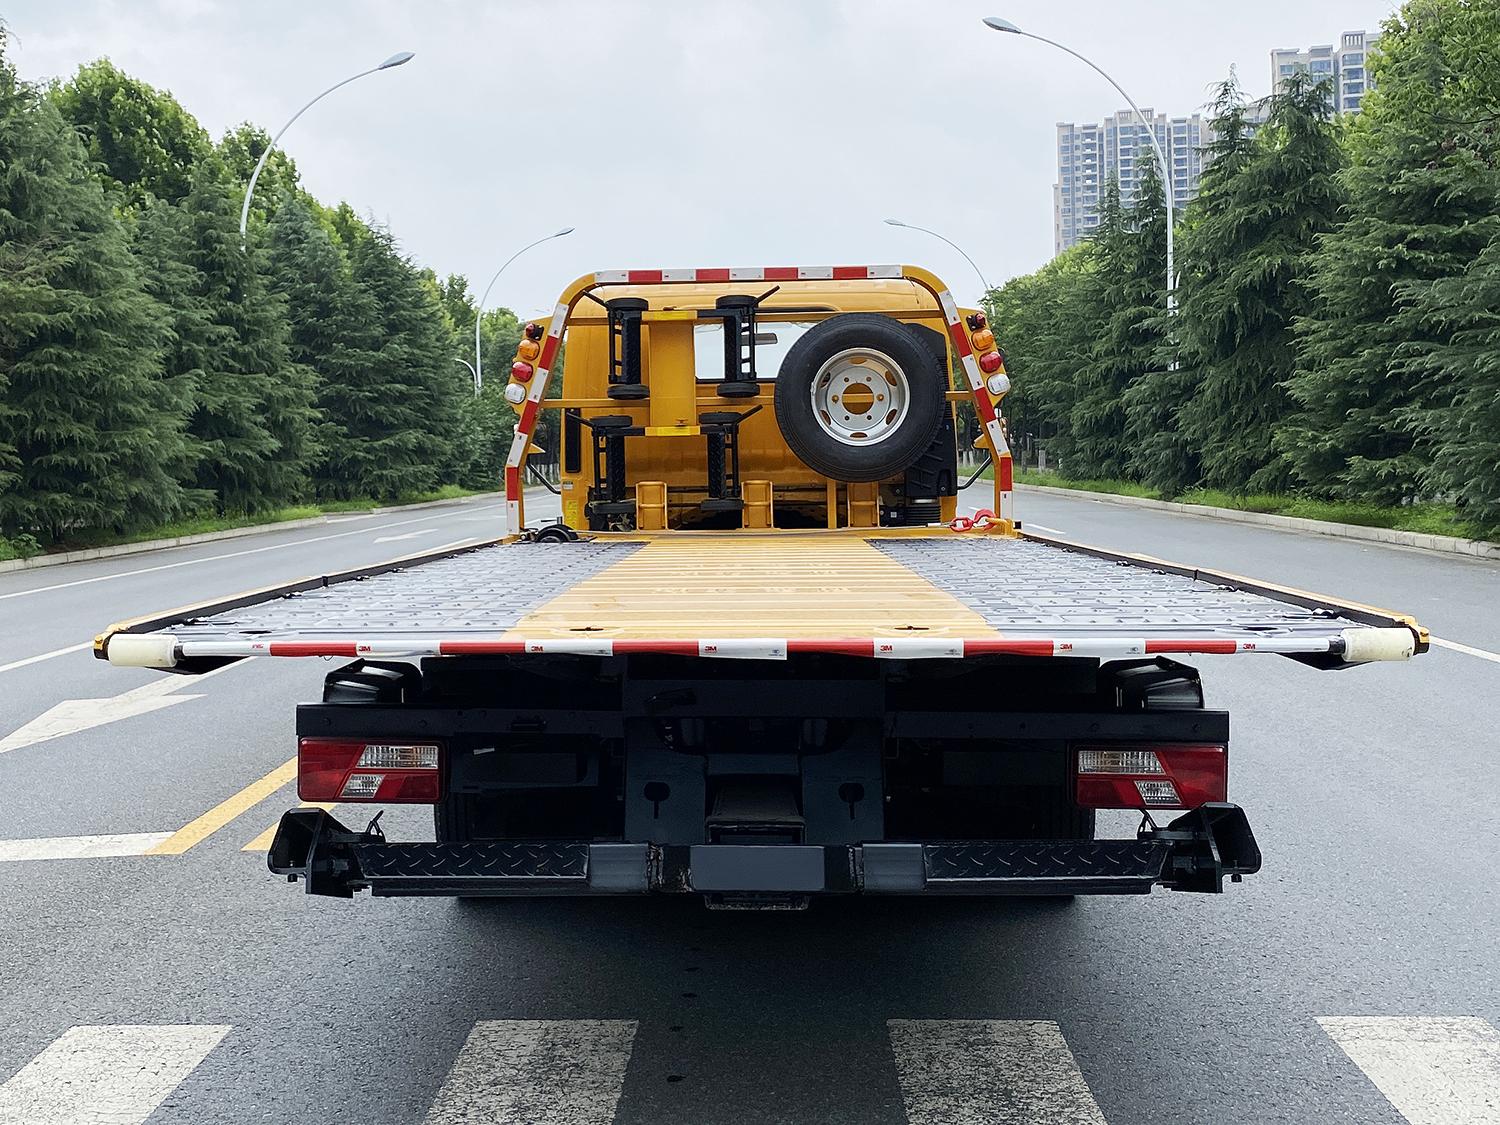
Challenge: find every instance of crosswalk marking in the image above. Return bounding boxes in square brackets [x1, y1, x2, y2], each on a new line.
[0, 833, 173, 863]
[423, 1019, 638, 1125]
[888, 1019, 1108, 1125]
[0, 1024, 229, 1125]
[1319, 1016, 1500, 1125]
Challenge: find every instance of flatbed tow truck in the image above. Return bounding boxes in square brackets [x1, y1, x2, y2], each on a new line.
[95, 266, 1426, 908]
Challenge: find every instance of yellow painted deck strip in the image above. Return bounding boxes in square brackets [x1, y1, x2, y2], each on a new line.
[508, 535, 999, 640]
[146, 758, 297, 855]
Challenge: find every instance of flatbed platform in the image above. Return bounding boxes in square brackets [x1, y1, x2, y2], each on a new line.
[97, 529, 1426, 669]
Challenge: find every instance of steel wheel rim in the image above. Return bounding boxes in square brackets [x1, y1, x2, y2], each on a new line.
[808, 348, 910, 447]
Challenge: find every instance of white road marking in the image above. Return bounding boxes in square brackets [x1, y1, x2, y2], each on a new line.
[0, 503, 505, 602]
[0, 642, 91, 676]
[423, 1019, 638, 1125]
[0, 661, 239, 756]
[1026, 523, 1067, 536]
[0, 1024, 229, 1125]
[1432, 637, 1500, 666]
[374, 528, 438, 543]
[0, 833, 173, 862]
[888, 1019, 1108, 1125]
[1319, 1016, 1500, 1125]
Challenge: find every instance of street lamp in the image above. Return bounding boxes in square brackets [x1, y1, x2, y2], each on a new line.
[982, 17, 1174, 307]
[883, 219, 991, 298]
[238, 51, 415, 248]
[474, 228, 575, 392]
[454, 357, 478, 396]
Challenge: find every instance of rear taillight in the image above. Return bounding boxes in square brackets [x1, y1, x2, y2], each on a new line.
[298, 738, 443, 803]
[1074, 744, 1226, 809]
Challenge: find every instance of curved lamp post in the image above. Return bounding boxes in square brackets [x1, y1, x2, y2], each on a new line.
[454, 357, 479, 395]
[982, 17, 1174, 307]
[238, 51, 415, 248]
[474, 227, 575, 392]
[883, 218, 991, 298]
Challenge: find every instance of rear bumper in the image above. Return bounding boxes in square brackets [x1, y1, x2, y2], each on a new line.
[268, 803, 1260, 900]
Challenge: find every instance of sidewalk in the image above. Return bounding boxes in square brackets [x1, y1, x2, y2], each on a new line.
[1016, 482, 1500, 561]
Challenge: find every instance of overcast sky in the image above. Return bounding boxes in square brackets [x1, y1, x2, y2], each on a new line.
[4, 0, 1396, 313]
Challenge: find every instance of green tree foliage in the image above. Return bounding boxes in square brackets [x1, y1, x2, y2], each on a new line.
[50, 57, 209, 207]
[1068, 165, 1168, 479]
[1166, 71, 1345, 493]
[0, 34, 186, 539]
[218, 123, 299, 237]
[136, 157, 316, 511]
[1280, 0, 1500, 504]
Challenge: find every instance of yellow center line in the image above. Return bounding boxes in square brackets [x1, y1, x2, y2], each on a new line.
[240, 802, 335, 852]
[146, 758, 298, 855]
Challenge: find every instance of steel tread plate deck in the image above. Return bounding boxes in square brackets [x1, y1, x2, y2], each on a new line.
[337, 839, 1168, 896]
[924, 840, 1169, 891]
[876, 538, 1359, 638]
[164, 542, 639, 638]
[353, 841, 589, 882]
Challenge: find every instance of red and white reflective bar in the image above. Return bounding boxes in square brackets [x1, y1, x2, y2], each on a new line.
[934, 287, 1012, 523]
[591, 266, 905, 284]
[503, 301, 568, 535]
[109, 630, 1415, 668]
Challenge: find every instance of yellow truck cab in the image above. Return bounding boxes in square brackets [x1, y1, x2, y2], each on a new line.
[498, 265, 1016, 538]
[96, 264, 1426, 907]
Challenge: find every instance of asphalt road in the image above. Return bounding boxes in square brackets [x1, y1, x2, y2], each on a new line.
[1, 487, 1496, 1125]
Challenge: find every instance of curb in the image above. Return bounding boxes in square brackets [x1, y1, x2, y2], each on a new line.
[1015, 483, 1500, 561]
[0, 491, 508, 575]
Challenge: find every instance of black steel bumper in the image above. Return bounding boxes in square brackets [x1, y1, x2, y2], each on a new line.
[268, 803, 1260, 900]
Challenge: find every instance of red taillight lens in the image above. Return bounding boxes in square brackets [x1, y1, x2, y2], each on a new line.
[511, 360, 535, 382]
[978, 350, 1004, 374]
[1074, 744, 1226, 809]
[297, 738, 443, 803]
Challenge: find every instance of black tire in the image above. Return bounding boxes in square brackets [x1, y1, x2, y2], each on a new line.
[774, 313, 946, 482]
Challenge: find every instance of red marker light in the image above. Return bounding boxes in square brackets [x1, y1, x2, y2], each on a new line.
[978, 350, 1004, 374]
[966, 311, 987, 331]
[524, 322, 545, 341]
[512, 361, 535, 382]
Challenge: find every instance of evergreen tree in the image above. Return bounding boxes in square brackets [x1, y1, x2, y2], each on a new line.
[1280, 0, 1500, 503]
[136, 157, 316, 511]
[1168, 71, 1345, 493]
[1068, 165, 1168, 479]
[987, 245, 1099, 471]
[50, 58, 209, 207]
[0, 33, 185, 539]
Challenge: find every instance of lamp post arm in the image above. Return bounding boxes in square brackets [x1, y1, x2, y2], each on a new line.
[1016, 30, 1175, 302]
[475, 231, 571, 392]
[239, 66, 382, 247]
[906, 223, 991, 295]
[454, 357, 478, 396]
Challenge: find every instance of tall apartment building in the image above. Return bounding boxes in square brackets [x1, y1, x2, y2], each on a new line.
[1271, 30, 1375, 113]
[1054, 110, 1207, 255]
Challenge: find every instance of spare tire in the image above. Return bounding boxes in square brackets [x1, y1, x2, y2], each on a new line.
[774, 313, 946, 482]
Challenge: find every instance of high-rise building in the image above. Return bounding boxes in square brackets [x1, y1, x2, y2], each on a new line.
[1271, 30, 1375, 113]
[1054, 110, 1207, 256]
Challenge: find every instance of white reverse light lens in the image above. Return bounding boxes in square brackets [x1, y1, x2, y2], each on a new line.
[504, 383, 527, 405]
[1077, 749, 1164, 775]
[986, 372, 1011, 397]
[1134, 779, 1182, 806]
[357, 743, 439, 769]
[340, 773, 385, 798]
